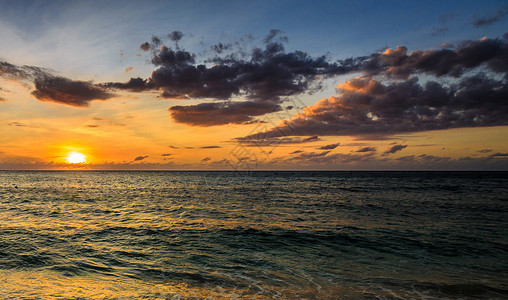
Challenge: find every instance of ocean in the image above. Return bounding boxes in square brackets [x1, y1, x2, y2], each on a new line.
[0, 171, 507, 299]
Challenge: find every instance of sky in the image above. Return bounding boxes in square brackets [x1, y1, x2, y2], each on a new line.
[0, 0, 507, 170]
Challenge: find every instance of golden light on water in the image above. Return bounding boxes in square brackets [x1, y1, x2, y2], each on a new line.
[66, 152, 86, 164]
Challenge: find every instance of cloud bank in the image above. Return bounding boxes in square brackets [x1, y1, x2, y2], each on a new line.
[104, 30, 357, 125]
[240, 35, 508, 140]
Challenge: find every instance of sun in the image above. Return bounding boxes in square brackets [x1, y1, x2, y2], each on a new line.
[66, 152, 87, 164]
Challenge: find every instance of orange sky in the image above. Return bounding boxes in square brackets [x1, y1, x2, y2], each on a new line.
[1, 1, 508, 170]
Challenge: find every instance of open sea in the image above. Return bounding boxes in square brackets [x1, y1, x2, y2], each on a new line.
[0, 171, 507, 299]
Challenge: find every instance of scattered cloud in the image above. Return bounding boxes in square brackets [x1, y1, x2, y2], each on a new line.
[477, 149, 492, 153]
[161, 153, 172, 156]
[489, 152, 508, 158]
[383, 144, 408, 155]
[125, 66, 133, 73]
[168, 31, 184, 42]
[355, 147, 377, 153]
[317, 143, 340, 150]
[201, 157, 211, 162]
[8, 122, 37, 128]
[199, 146, 222, 149]
[235, 135, 321, 147]
[133, 155, 148, 161]
[473, 6, 508, 27]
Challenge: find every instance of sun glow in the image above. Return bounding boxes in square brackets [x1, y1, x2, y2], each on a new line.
[66, 152, 86, 164]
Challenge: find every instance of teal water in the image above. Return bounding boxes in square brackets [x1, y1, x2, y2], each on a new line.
[0, 171, 507, 299]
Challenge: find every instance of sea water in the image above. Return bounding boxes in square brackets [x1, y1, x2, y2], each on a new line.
[0, 171, 507, 299]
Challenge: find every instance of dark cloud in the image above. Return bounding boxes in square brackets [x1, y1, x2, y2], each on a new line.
[210, 42, 232, 54]
[1, 60, 114, 107]
[242, 71, 508, 139]
[317, 143, 340, 150]
[140, 42, 151, 51]
[168, 31, 183, 42]
[201, 157, 211, 162]
[235, 135, 321, 147]
[126, 33, 503, 129]
[473, 7, 508, 27]
[477, 149, 492, 153]
[8, 122, 32, 127]
[104, 30, 359, 125]
[489, 152, 508, 158]
[290, 150, 304, 154]
[32, 76, 114, 107]
[168, 146, 180, 149]
[151, 36, 162, 47]
[133, 155, 148, 161]
[161, 153, 172, 156]
[417, 154, 450, 162]
[199, 146, 222, 149]
[355, 147, 377, 153]
[169, 101, 281, 126]
[288, 150, 330, 161]
[383, 144, 408, 155]
[358, 37, 508, 78]
[263, 29, 288, 44]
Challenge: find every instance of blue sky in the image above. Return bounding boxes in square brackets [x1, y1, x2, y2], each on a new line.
[1, 0, 506, 78]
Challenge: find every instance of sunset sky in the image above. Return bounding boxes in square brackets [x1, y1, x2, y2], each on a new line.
[1, 0, 507, 170]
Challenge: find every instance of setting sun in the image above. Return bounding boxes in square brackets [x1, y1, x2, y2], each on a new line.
[66, 152, 86, 164]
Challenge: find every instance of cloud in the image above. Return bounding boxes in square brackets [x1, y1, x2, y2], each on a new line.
[199, 146, 222, 149]
[355, 147, 377, 153]
[140, 42, 151, 51]
[168, 31, 184, 42]
[290, 150, 304, 154]
[169, 101, 282, 126]
[161, 153, 172, 156]
[431, 27, 449, 36]
[357, 37, 508, 78]
[1, 60, 114, 107]
[210, 42, 233, 54]
[168, 146, 180, 149]
[489, 152, 508, 158]
[477, 149, 492, 153]
[32, 76, 114, 107]
[473, 7, 508, 27]
[8, 122, 36, 128]
[103, 30, 359, 126]
[133, 155, 148, 161]
[288, 150, 330, 161]
[125, 66, 133, 73]
[239, 35, 508, 140]
[317, 143, 340, 150]
[263, 29, 288, 44]
[201, 157, 211, 162]
[383, 144, 408, 155]
[235, 135, 321, 147]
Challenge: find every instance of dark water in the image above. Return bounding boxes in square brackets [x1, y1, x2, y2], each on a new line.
[0, 171, 507, 299]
